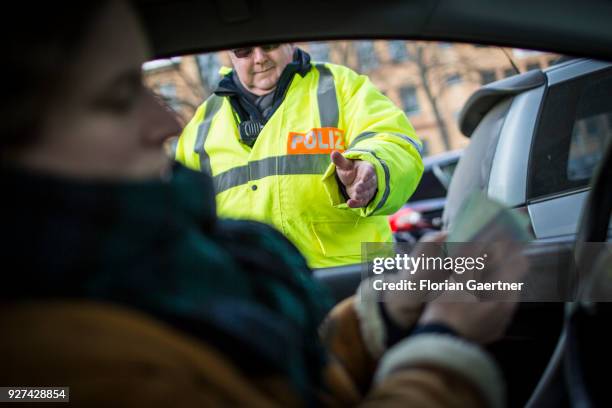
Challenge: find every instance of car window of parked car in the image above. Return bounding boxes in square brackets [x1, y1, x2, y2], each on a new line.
[408, 169, 447, 201]
[529, 68, 612, 200]
[567, 77, 612, 181]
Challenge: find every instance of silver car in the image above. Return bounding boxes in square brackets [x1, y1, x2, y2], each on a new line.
[447, 58, 612, 243]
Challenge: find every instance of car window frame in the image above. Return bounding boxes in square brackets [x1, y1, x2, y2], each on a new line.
[527, 66, 612, 202]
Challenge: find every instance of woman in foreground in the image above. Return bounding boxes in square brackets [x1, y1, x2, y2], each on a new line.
[0, 1, 524, 407]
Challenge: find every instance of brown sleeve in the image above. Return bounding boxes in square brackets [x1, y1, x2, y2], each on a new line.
[319, 297, 378, 393]
[319, 295, 503, 408]
[359, 366, 487, 408]
[0, 301, 299, 408]
[361, 333, 504, 408]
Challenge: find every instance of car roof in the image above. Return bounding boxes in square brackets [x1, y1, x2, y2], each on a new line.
[457, 70, 546, 137]
[458, 58, 612, 137]
[134, 0, 612, 60]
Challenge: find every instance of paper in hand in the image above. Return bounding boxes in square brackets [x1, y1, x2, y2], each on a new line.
[447, 191, 533, 243]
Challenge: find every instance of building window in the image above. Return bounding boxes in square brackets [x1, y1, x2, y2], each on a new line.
[388, 40, 409, 62]
[446, 73, 462, 86]
[400, 86, 420, 115]
[526, 62, 541, 71]
[196, 54, 221, 89]
[549, 56, 565, 66]
[504, 67, 518, 78]
[308, 42, 330, 62]
[158, 83, 179, 111]
[356, 41, 379, 72]
[421, 139, 430, 157]
[480, 70, 496, 85]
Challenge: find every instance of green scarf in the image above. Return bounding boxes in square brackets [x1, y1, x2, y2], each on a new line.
[1, 163, 333, 401]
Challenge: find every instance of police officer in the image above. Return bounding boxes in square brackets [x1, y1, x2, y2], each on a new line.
[175, 44, 423, 268]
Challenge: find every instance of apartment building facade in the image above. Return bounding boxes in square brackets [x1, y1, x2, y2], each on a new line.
[144, 41, 559, 156]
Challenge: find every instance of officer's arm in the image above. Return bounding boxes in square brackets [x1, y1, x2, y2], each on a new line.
[322, 68, 424, 217]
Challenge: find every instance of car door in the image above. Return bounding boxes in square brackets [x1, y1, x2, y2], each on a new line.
[527, 61, 612, 242]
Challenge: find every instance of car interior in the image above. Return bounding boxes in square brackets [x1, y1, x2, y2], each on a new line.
[134, 1, 612, 406]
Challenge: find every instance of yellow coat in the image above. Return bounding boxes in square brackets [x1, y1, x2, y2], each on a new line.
[176, 62, 423, 268]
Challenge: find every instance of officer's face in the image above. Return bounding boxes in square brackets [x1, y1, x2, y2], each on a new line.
[229, 44, 295, 96]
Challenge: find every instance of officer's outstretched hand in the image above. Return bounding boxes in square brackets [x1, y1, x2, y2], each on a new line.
[331, 151, 377, 208]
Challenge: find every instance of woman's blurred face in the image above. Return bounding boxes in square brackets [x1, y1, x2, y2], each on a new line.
[17, 0, 181, 180]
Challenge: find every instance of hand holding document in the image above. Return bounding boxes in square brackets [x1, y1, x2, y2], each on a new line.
[419, 192, 533, 343]
[378, 191, 533, 342]
[447, 190, 533, 243]
[433, 191, 533, 301]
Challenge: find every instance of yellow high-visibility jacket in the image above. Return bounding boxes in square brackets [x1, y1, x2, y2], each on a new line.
[175, 62, 423, 268]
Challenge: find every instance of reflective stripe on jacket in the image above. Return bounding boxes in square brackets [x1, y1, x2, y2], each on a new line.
[175, 62, 424, 268]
